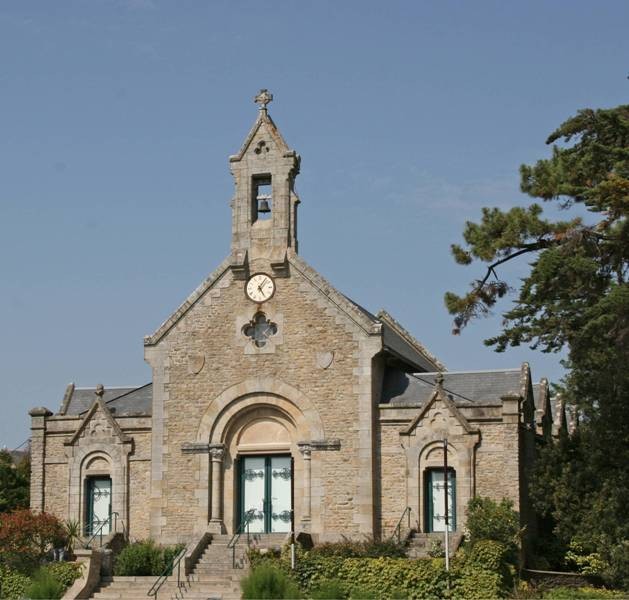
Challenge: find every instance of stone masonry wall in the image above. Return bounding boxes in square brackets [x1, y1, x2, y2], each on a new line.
[37, 415, 151, 540]
[147, 257, 374, 541]
[377, 423, 407, 537]
[129, 460, 151, 538]
[43, 462, 68, 520]
[474, 420, 521, 509]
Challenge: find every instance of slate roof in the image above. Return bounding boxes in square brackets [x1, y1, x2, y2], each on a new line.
[60, 384, 152, 416]
[382, 368, 523, 406]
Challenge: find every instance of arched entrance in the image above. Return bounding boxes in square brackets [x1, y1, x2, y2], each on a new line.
[194, 378, 324, 535]
[228, 407, 296, 534]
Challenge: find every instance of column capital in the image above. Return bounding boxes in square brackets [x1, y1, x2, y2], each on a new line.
[209, 444, 225, 461]
[297, 442, 312, 458]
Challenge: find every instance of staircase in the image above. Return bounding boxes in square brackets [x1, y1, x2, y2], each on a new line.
[89, 533, 288, 600]
[406, 532, 463, 559]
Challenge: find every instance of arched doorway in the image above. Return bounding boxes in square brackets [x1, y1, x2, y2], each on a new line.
[81, 453, 113, 536]
[235, 417, 294, 534]
[194, 380, 325, 536]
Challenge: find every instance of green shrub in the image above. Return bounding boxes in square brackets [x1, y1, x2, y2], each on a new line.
[241, 563, 301, 599]
[309, 578, 347, 599]
[466, 497, 521, 550]
[450, 566, 503, 600]
[308, 538, 406, 558]
[543, 586, 627, 599]
[467, 539, 508, 572]
[564, 540, 608, 577]
[603, 540, 629, 589]
[250, 543, 511, 600]
[46, 561, 83, 589]
[25, 567, 65, 600]
[0, 564, 30, 600]
[295, 555, 447, 600]
[162, 543, 186, 573]
[113, 540, 185, 576]
[347, 586, 373, 599]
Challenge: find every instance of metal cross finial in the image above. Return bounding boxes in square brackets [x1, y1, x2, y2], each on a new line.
[254, 89, 273, 111]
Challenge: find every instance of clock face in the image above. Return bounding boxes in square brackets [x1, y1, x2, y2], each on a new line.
[245, 273, 276, 303]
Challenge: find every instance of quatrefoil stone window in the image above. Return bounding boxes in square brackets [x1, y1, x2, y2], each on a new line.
[243, 313, 278, 348]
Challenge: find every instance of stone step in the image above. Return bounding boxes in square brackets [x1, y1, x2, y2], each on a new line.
[193, 565, 244, 571]
[100, 576, 157, 583]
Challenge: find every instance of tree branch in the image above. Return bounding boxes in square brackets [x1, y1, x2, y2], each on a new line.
[474, 242, 550, 293]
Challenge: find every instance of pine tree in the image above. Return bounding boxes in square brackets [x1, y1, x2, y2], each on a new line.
[445, 104, 629, 587]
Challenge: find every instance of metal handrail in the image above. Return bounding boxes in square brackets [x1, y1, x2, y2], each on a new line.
[147, 544, 188, 599]
[227, 509, 256, 568]
[83, 512, 126, 549]
[391, 506, 412, 544]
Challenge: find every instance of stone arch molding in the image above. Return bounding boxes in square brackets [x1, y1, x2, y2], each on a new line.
[196, 377, 325, 444]
[401, 390, 480, 533]
[192, 377, 325, 535]
[65, 442, 131, 532]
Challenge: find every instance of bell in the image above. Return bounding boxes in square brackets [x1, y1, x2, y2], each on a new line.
[257, 196, 271, 213]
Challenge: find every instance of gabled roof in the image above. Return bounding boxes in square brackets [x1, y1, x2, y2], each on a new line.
[229, 109, 292, 163]
[143, 249, 444, 372]
[401, 386, 476, 436]
[383, 367, 524, 406]
[59, 383, 152, 416]
[66, 396, 131, 446]
[377, 310, 446, 372]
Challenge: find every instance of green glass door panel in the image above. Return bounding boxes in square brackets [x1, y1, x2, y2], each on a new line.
[86, 477, 112, 535]
[241, 457, 266, 533]
[270, 456, 292, 533]
[240, 455, 292, 533]
[426, 469, 456, 532]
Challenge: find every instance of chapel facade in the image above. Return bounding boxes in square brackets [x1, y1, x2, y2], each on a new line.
[29, 91, 566, 547]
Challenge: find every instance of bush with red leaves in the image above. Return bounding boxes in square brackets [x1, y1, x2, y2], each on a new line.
[0, 509, 67, 572]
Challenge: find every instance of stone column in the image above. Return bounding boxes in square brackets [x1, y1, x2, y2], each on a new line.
[209, 444, 225, 533]
[298, 443, 312, 529]
[29, 407, 52, 512]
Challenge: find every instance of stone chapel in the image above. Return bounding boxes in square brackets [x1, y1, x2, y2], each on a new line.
[29, 90, 567, 547]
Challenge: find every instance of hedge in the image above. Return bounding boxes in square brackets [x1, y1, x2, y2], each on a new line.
[0, 562, 82, 600]
[249, 547, 506, 600]
[0, 564, 30, 600]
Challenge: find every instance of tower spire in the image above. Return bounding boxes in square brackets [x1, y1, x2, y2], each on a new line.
[228, 91, 301, 267]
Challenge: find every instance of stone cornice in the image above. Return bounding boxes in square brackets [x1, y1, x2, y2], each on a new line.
[65, 396, 131, 446]
[400, 388, 478, 436]
[288, 253, 382, 336]
[144, 255, 233, 346]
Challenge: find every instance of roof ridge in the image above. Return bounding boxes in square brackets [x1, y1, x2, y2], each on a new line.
[412, 367, 521, 376]
[74, 385, 141, 390]
[377, 310, 445, 371]
[104, 382, 152, 404]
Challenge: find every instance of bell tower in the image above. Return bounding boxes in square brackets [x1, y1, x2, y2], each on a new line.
[229, 90, 301, 275]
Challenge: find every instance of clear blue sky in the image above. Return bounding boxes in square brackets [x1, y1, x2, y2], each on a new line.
[1, 1, 627, 449]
